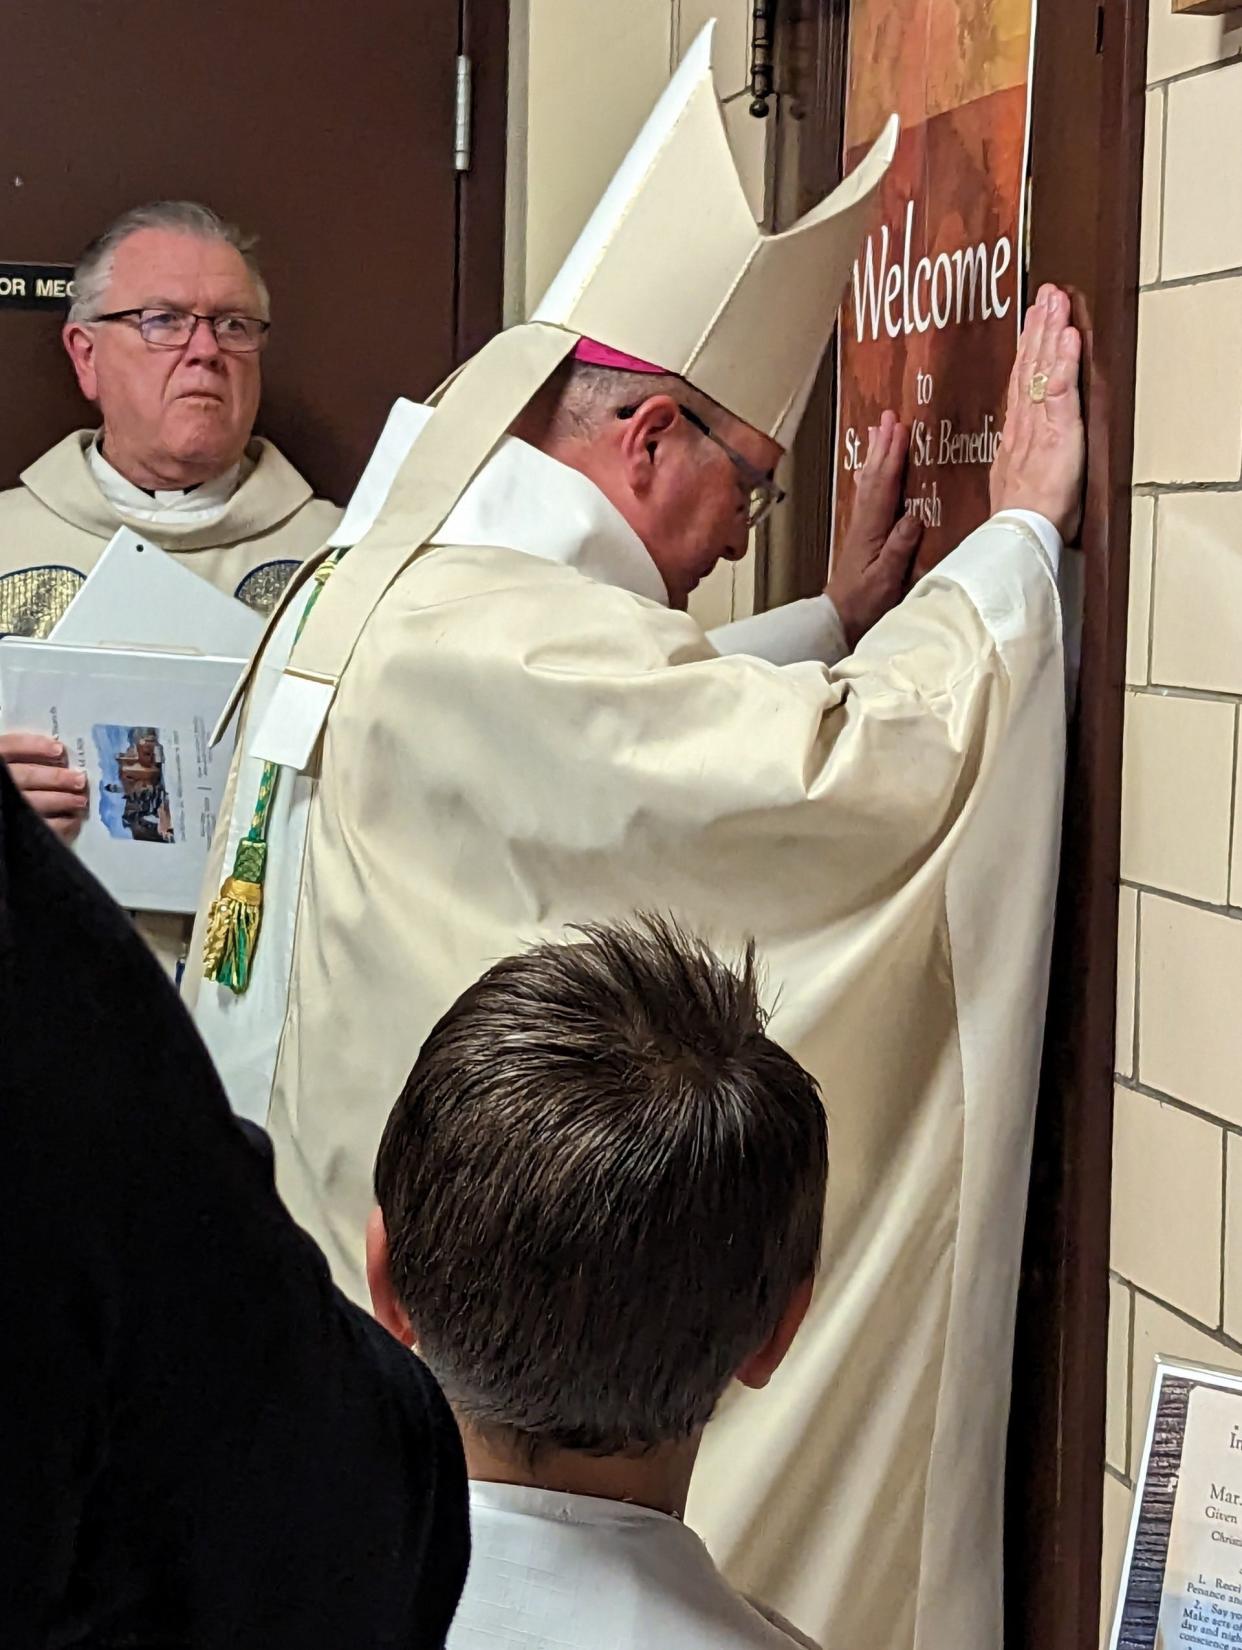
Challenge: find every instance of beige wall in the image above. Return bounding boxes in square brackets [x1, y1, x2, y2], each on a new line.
[506, 1, 768, 627]
[1104, 4, 1242, 1640]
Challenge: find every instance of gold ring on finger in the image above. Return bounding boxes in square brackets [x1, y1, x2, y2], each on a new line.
[1029, 372, 1049, 404]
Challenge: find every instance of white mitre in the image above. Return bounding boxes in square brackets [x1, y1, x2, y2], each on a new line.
[211, 21, 899, 799]
[533, 22, 899, 445]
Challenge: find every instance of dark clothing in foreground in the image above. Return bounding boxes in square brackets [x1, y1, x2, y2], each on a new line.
[0, 765, 470, 1649]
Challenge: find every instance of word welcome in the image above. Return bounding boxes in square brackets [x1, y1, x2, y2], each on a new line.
[851, 200, 1014, 343]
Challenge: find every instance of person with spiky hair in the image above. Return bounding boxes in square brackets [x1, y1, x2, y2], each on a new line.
[368, 916, 828, 1650]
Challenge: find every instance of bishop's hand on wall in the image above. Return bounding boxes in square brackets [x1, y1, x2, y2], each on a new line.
[826, 410, 925, 648]
[990, 285, 1086, 545]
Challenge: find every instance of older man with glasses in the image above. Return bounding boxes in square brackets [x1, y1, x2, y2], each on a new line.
[0, 201, 340, 965]
[0, 201, 340, 973]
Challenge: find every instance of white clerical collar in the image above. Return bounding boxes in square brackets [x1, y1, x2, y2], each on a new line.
[88, 436, 248, 526]
[468, 1480, 679, 1530]
[331, 398, 670, 608]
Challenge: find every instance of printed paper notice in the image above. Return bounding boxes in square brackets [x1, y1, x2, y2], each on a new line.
[1157, 1385, 1242, 1649]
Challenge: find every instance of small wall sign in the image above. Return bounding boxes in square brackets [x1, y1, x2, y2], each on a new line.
[0, 263, 77, 311]
[1109, 1358, 1242, 1650]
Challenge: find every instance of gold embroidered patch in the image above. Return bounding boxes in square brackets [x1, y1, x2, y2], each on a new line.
[234, 560, 299, 615]
[0, 566, 86, 639]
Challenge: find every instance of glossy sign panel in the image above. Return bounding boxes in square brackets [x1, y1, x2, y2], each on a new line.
[834, 0, 1036, 568]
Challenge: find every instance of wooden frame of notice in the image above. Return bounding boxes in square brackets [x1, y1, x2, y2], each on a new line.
[1109, 1360, 1242, 1650]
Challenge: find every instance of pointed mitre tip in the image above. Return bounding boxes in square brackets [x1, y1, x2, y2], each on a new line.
[878, 112, 901, 161]
[682, 17, 717, 77]
[774, 110, 901, 238]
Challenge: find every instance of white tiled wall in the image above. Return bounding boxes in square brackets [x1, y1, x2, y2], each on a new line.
[1107, 7, 1242, 1642]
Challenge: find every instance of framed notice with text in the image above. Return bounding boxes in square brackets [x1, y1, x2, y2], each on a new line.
[1110, 1360, 1242, 1650]
[833, 0, 1037, 569]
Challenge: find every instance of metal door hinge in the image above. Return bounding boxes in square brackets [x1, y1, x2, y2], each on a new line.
[748, 1, 776, 117]
[454, 54, 473, 173]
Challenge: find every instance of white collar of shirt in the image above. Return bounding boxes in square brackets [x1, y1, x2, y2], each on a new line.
[468, 1478, 681, 1531]
[330, 397, 670, 607]
[88, 438, 249, 527]
[455, 1481, 815, 1649]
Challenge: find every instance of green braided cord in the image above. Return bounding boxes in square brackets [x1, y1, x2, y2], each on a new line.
[207, 551, 346, 992]
[231, 836, 268, 884]
[239, 762, 279, 862]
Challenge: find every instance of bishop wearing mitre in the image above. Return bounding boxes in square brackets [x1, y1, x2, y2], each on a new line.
[186, 25, 1083, 1650]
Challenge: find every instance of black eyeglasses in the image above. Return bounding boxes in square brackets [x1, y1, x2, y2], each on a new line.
[617, 402, 785, 529]
[90, 308, 270, 354]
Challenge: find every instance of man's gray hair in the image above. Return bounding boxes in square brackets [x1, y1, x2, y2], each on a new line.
[68, 201, 270, 323]
[549, 360, 721, 448]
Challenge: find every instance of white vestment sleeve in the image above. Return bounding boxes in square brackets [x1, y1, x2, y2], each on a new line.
[709, 510, 1060, 670]
[709, 594, 847, 666]
[931, 508, 1061, 617]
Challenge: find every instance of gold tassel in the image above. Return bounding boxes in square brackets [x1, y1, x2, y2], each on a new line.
[202, 840, 267, 994]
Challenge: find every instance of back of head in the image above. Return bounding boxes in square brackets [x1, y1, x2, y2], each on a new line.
[375, 915, 828, 1457]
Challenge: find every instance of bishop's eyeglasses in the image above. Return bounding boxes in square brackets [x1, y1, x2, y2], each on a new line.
[90, 308, 271, 354]
[616, 402, 785, 529]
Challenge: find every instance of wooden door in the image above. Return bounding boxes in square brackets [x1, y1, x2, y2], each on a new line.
[0, 0, 506, 503]
[768, 2, 1146, 1645]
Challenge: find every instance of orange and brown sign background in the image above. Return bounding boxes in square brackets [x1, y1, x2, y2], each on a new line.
[834, 0, 1036, 567]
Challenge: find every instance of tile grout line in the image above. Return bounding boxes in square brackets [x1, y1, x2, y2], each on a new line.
[1129, 1278, 1242, 1356]
[1113, 1264, 1140, 1492]
[1129, 684, 1242, 709]
[1144, 496, 1157, 688]
[1105, 1462, 1133, 1493]
[1230, 706, 1241, 906]
[1120, 878, 1241, 920]
[1116, 1074, 1242, 1139]
[1134, 480, 1242, 496]
[1125, 1278, 1135, 1483]
[1140, 267, 1242, 296]
[1131, 889, 1142, 1083]
[1146, 51, 1242, 96]
[1222, 1134, 1230, 1334]
[1156, 83, 1168, 286]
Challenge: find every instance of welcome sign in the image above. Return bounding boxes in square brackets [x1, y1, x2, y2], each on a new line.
[834, 0, 1036, 566]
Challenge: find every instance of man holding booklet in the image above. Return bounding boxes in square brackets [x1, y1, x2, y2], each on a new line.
[0, 200, 338, 973]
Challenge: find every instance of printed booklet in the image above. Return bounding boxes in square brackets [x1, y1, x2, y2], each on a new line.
[0, 641, 245, 912]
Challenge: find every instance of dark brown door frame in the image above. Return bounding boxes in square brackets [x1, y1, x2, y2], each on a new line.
[456, 0, 508, 363]
[1006, 0, 1147, 1646]
[764, 1, 851, 612]
[770, 2, 1148, 1645]
[0, 2, 507, 501]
